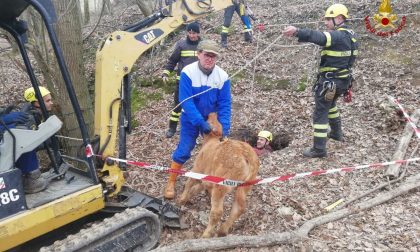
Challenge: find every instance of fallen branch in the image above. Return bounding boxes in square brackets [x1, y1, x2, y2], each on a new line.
[385, 109, 420, 178]
[337, 144, 418, 210]
[152, 172, 420, 252]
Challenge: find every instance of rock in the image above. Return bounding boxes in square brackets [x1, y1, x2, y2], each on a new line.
[277, 206, 294, 216]
[198, 211, 208, 226]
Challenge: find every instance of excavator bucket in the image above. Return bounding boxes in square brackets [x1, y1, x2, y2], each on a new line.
[104, 186, 182, 228]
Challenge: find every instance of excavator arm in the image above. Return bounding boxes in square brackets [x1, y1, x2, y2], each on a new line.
[94, 0, 233, 196]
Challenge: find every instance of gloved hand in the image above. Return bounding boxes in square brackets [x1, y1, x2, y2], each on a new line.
[1, 112, 29, 125]
[161, 73, 169, 84]
[200, 121, 212, 135]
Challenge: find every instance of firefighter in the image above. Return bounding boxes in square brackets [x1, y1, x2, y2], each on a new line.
[220, 0, 253, 48]
[253, 130, 273, 157]
[164, 40, 231, 199]
[282, 4, 358, 158]
[22, 86, 54, 124]
[0, 106, 47, 194]
[16, 86, 54, 193]
[162, 22, 201, 138]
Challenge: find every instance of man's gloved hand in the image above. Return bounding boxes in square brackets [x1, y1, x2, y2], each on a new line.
[1, 112, 29, 125]
[200, 121, 212, 135]
[161, 73, 169, 84]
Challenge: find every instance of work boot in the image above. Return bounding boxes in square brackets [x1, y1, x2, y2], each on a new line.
[221, 33, 228, 48]
[328, 132, 343, 141]
[23, 169, 48, 194]
[303, 148, 327, 158]
[166, 121, 178, 138]
[328, 119, 343, 141]
[244, 31, 253, 42]
[164, 161, 182, 199]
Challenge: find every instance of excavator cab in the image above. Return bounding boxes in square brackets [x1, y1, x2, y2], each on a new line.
[0, 0, 233, 250]
[0, 0, 168, 250]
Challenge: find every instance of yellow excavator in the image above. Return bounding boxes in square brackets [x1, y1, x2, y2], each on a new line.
[0, 0, 232, 251]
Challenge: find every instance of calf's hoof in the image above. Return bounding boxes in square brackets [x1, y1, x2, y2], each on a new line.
[217, 230, 227, 237]
[201, 230, 214, 238]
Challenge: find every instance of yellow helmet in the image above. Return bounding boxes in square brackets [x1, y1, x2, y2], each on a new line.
[258, 130, 273, 142]
[24, 86, 51, 103]
[325, 4, 349, 19]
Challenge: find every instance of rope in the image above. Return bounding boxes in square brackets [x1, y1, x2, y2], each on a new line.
[55, 135, 84, 141]
[134, 9, 420, 136]
[263, 12, 420, 28]
[83, 0, 107, 41]
[147, 10, 420, 133]
[175, 33, 286, 110]
[250, 27, 260, 110]
[253, 37, 314, 48]
[134, 31, 287, 135]
[103, 155, 420, 187]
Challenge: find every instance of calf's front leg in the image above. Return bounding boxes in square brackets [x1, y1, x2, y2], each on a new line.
[202, 186, 228, 238]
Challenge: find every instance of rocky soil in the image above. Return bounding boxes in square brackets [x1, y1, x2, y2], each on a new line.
[1, 0, 419, 251]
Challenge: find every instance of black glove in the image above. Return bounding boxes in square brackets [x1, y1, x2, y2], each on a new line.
[200, 121, 212, 134]
[1, 112, 29, 125]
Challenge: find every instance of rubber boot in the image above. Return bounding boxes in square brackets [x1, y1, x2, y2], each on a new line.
[328, 119, 343, 141]
[221, 33, 228, 48]
[303, 148, 327, 158]
[166, 120, 178, 138]
[244, 31, 253, 43]
[23, 169, 48, 194]
[164, 161, 182, 199]
[303, 137, 327, 158]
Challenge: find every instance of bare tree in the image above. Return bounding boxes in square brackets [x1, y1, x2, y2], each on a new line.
[52, 0, 94, 149]
[83, 0, 90, 25]
[135, 0, 154, 17]
[103, 0, 113, 15]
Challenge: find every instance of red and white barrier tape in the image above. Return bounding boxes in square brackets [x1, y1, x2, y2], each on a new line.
[388, 95, 420, 139]
[104, 156, 420, 187]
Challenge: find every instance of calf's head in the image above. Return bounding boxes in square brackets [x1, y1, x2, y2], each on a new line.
[205, 112, 223, 140]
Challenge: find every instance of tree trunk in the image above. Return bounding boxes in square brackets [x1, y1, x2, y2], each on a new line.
[136, 0, 154, 17]
[103, 0, 113, 15]
[51, 0, 94, 155]
[25, 10, 56, 88]
[83, 0, 90, 25]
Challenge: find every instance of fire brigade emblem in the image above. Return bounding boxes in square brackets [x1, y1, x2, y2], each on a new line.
[365, 0, 406, 37]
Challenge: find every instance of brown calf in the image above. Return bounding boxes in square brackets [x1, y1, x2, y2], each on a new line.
[178, 113, 260, 238]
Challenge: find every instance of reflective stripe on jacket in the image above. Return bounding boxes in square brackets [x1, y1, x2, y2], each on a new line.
[297, 25, 358, 77]
[164, 37, 200, 76]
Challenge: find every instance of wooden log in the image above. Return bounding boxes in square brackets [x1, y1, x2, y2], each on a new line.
[385, 109, 420, 179]
[152, 173, 420, 252]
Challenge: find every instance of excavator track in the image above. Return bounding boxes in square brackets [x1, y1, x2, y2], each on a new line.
[40, 207, 161, 252]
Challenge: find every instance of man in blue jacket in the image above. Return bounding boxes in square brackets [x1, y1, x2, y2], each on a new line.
[164, 39, 231, 199]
